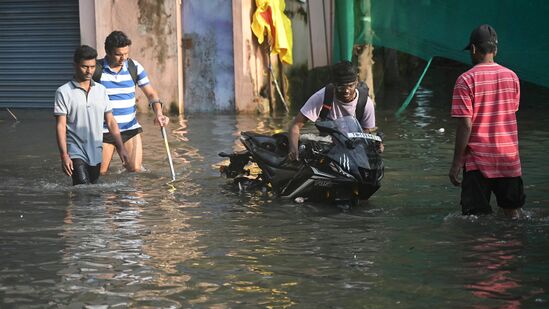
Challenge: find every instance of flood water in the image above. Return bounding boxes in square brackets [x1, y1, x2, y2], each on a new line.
[1, 64, 549, 308]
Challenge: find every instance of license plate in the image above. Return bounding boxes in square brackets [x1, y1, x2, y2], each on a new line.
[347, 132, 382, 141]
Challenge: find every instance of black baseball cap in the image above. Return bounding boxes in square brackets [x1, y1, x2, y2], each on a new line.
[464, 24, 498, 50]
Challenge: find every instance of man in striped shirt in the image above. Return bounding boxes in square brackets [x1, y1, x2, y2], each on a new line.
[449, 24, 525, 218]
[97, 31, 170, 175]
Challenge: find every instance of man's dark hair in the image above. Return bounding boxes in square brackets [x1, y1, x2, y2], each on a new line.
[332, 60, 358, 84]
[73, 45, 97, 63]
[104, 30, 132, 54]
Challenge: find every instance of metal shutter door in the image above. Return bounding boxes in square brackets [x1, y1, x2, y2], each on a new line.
[0, 0, 80, 108]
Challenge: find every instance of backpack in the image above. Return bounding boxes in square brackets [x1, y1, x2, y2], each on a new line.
[319, 81, 370, 121]
[92, 58, 138, 85]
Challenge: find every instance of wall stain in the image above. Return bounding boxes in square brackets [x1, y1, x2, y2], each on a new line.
[137, 0, 170, 69]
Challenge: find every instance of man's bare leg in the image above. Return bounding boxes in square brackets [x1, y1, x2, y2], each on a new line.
[100, 143, 116, 175]
[503, 208, 522, 219]
[124, 134, 143, 172]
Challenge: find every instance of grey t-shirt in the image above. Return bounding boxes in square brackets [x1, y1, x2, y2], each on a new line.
[300, 87, 376, 129]
[54, 80, 112, 166]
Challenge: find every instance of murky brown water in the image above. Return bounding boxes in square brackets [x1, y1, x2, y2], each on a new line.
[1, 64, 549, 307]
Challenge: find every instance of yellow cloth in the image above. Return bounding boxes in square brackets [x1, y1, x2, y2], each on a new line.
[251, 0, 293, 64]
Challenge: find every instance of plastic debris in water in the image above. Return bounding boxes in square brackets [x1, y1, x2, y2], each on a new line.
[294, 197, 306, 203]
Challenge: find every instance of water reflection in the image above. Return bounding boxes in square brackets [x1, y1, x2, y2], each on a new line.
[58, 190, 146, 302]
[171, 115, 191, 165]
[464, 235, 524, 307]
[412, 86, 435, 128]
[439, 214, 549, 309]
[461, 223, 549, 309]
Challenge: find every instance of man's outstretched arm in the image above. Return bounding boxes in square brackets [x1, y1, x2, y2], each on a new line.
[288, 112, 308, 161]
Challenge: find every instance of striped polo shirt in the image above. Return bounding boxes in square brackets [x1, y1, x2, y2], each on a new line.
[98, 58, 150, 133]
[451, 63, 521, 178]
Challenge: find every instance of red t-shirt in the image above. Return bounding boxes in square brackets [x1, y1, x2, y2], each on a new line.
[451, 63, 521, 178]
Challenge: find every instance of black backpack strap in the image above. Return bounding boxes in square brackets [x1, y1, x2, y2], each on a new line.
[92, 58, 103, 83]
[355, 81, 370, 121]
[319, 83, 335, 121]
[127, 58, 138, 85]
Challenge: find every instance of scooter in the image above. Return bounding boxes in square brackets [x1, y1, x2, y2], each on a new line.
[219, 116, 384, 206]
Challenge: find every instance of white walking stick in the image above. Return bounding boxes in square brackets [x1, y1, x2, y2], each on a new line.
[161, 127, 176, 181]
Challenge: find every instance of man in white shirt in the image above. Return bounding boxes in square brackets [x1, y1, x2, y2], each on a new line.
[288, 61, 378, 161]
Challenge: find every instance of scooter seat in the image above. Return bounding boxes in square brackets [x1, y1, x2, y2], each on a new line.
[242, 132, 289, 167]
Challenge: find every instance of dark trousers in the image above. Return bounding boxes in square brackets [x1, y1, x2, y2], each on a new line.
[461, 170, 526, 215]
[71, 159, 101, 185]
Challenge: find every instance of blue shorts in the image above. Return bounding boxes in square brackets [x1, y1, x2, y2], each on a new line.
[461, 170, 526, 215]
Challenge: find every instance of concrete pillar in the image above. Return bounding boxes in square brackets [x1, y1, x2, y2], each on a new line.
[78, 0, 96, 47]
[175, 0, 184, 114]
[232, 0, 256, 113]
[232, 0, 270, 113]
[306, 0, 333, 69]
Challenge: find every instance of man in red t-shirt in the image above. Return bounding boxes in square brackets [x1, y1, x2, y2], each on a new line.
[449, 24, 525, 218]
